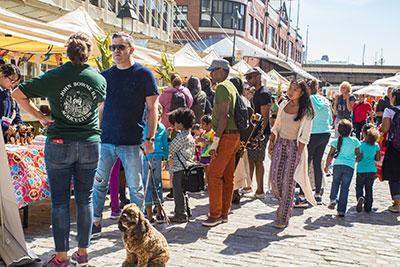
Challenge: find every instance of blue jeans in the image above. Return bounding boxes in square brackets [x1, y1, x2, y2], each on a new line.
[389, 181, 400, 200]
[93, 144, 144, 221]
[142, 158, 163, 207]
[45, 141, 99, 252]
[330, 165, 354, 213]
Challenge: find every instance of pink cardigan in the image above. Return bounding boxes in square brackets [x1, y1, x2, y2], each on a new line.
[159, 86, 193, 128]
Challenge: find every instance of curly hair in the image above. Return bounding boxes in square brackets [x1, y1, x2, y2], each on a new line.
[66, 32, 92, 64]
[173, 108, 195, 129]
[362, 123, 379, 145]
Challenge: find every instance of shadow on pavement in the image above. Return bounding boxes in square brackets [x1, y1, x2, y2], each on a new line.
[220, 223, 306, 255]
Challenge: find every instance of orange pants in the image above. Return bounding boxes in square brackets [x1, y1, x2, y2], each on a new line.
[207, 133, 240, 219]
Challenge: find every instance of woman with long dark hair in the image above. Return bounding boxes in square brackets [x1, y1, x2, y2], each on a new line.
[297, 79, 332, 206]
[381, 88, 400, 213]
[268, 80, 315, 228]
[13, 32, 106, 266]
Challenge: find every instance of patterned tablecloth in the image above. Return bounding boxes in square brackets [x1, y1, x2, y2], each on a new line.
[6, 144, 50, 208]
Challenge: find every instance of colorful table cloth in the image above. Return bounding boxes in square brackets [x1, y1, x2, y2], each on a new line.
[6, 144, 50, 208]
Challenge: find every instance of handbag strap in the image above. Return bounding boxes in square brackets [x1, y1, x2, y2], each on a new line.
[175, 152, 189, 172]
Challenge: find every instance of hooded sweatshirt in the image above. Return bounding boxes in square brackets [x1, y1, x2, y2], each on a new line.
[310, 94, 332, 134]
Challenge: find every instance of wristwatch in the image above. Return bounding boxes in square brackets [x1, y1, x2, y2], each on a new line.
[146, 137, 155, 142]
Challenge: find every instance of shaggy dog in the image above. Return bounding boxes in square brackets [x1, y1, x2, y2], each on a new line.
[118, 204, 170, 267]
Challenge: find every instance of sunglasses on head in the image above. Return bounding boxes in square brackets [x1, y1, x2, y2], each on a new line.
[109, 44, 128, 51]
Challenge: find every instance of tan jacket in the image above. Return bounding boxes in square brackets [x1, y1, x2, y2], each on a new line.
[270, 100, 317, 206]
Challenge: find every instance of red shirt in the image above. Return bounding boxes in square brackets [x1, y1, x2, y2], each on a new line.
[353, 101, 371, 123]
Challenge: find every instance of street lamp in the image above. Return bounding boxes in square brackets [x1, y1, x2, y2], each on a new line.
[231, 5, 242, 65]
[117, 0, 138, 31]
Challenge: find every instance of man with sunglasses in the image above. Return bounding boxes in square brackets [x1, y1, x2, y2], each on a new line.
[0, 64, 23, 142]
[244, 67, 272, 199]
[92, 32, 159, 237]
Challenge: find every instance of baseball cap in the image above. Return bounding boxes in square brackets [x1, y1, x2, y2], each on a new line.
[206, 59, 230, 72]
[244, 67, 262, 76]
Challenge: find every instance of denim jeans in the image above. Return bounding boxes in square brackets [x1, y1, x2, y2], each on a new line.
[356, 172, 376, 211]
[44, 141, 99, 252]
[142, 158, 163, 207]
[389, 181, 400, 200]
[93, 144, 144, 222]
[330, 165, 354, 213]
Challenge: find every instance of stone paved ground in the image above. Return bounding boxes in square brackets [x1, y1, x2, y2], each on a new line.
[2, 159, 400, 267]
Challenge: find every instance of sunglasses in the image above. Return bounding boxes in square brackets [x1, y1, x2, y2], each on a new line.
[6, 76, 20, 84]
[109, 44, 128, 51]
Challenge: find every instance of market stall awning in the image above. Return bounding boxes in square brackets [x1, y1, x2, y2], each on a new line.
[202, 50, 220, 65]
[353, 84, 387, 97]
[0, 7, 66, 53]
[173, 44, 210, 78]
[203, 36, 292, 71]
[372, 74, 400, 87]
[286, 60, 319, 81]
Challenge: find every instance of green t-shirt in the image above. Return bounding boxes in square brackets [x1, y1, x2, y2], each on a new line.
[212, 80, 237, 132]
[19, 62, 106, 142]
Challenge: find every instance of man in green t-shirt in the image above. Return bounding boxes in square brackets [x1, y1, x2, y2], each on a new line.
[202, 59, 241, 227]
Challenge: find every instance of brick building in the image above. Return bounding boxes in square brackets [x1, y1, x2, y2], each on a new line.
[173, 0, 304, 72]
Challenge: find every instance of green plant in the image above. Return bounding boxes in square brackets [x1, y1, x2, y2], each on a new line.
[154, 52, 174, 84]
[94, 33, 113, 71]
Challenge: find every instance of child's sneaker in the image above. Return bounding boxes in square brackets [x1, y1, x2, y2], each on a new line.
[156, 214, 166, 224]
[356, 197, 364, 213]
[165, 190, 174, 200]
[70, 251, 88, 266]
[328, 200, 336, 210]
[314, 195, 322, 205]
[42, 255, 70, 267]
[294, 197, 309, 208]
[337, 211, 345, 217]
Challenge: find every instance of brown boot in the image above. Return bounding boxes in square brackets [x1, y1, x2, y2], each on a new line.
[388, 199, 400, 213]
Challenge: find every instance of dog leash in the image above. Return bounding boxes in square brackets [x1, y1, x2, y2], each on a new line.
[140, 146, 171, 225]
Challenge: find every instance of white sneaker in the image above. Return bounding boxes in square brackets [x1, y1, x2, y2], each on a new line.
[253, 193, 265, 199]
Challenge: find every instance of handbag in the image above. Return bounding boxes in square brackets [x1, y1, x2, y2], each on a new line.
[176, 152, 205, 193]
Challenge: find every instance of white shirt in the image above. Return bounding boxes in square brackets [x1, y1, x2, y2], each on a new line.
[383, 105, 400, 120]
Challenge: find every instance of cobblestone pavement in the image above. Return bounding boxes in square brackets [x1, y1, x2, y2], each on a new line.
[2, 160, 400, 267]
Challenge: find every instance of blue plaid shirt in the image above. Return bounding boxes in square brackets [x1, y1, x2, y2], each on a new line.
[0, 87, 22, 139]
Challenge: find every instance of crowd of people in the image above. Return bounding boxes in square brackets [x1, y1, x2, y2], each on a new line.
[0, 31, 398, 266]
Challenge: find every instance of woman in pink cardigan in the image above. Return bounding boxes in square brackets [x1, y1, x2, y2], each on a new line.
[159, 73, 193, 128]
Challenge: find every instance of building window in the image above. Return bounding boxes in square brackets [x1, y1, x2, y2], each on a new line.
[88, 0, 99, 7]
[158, 0, 163, 29]
[174, 5, 188, 29]
[139, 0, 145, 22]
[163, 1, 168, 31]
[255, 20, 259, 40]
[260, 23, 264, 42]
[249, 15, 254, 36]
[267, 25, 275, 48]
[200, 0, 246, 31]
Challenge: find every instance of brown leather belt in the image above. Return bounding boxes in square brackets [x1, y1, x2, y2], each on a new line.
[224, 129, 240, 134]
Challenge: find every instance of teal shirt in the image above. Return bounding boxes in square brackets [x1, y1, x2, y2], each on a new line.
[311, 95, 332, 134]
[330, 137, 361, 169]
[143, 122, 169, 160]
[357, 142, 380, 173]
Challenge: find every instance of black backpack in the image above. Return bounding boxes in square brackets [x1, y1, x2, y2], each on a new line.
[388, 107, 400, 152]
[170, 88, 187, 111]
[234, 88, 250, 131]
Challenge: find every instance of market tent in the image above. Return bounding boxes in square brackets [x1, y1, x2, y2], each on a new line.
[286, 60, 319, 81]
[0, 128, 38, 266]
[173, 44, 209, 78]
[372, 74, 400, 87]
[204, 36, 291, 70]
[267, 69, 289, 91]
[0, 7, 66, 53]
[47, 7, 105, 40]
[353, 84, 387, 97]
[202, 50, 220, 65]
[232, 59, 252, 74]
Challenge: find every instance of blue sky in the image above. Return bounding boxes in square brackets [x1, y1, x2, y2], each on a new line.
[288, 0, 399, 65]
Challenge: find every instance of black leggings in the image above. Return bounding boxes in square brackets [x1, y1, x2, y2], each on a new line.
[300, 133, 330, 195]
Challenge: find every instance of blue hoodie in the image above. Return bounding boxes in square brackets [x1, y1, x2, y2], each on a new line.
[311, 94, 332, 134]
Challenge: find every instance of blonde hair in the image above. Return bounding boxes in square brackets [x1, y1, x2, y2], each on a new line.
[339, 81, 352, 94]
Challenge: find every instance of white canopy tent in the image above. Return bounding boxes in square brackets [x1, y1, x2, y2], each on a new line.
[353, 84, 388, 97]
[372, 74, 400, 87]
[173, 44, 210, 78]
[202, 50, 220, 65]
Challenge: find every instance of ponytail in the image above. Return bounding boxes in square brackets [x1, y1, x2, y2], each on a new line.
[334, 136, 343, 158]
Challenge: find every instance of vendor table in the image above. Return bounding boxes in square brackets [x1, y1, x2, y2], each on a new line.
[6, 145, 50, 227]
